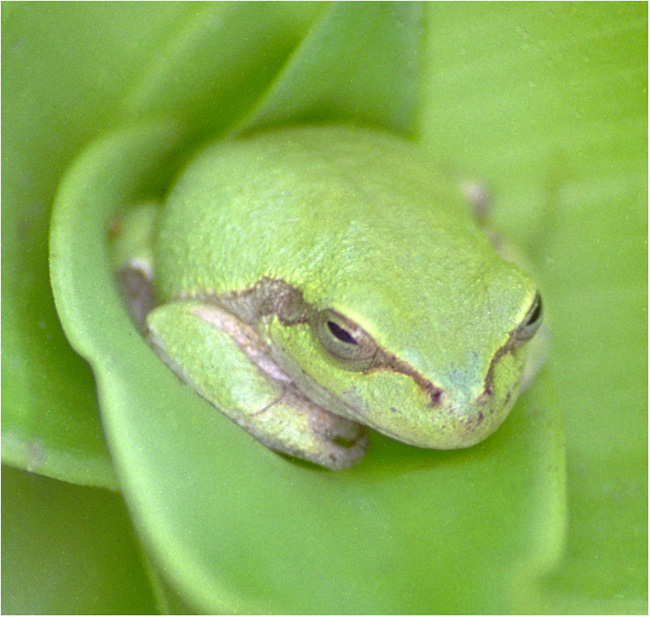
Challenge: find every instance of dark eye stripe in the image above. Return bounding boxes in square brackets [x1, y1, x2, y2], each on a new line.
[327, 321, 358, 345]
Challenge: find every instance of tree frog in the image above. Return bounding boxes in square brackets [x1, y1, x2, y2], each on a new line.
[111, 125, 544, 470]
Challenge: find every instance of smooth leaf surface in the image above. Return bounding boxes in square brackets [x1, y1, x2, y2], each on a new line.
[418, 3, 647, 612]
[240, 2, 422, 135]
[49, 4, 565, 613]
[1, 465, 156, 614]
[1, 1, 199, 488]
[121, 2, 326, 139]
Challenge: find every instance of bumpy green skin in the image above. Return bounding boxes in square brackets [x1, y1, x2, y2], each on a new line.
[118, 125, 543, 469]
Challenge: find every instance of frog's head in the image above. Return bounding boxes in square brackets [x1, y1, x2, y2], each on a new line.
[262, 256, 543, 450]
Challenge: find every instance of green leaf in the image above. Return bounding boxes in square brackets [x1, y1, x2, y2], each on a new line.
[1, 465, 156, 614]
[120, 2, 326, 138]
[48, 4, 565, 612]
[418, 3, 647, 612]
[239, 2, 423, 135]
[1, 1, 197, 488]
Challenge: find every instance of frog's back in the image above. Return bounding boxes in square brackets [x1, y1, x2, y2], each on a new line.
[155, 125, 483, 303]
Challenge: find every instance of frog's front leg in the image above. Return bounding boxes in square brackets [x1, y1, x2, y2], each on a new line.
[146, 301, 369, 470]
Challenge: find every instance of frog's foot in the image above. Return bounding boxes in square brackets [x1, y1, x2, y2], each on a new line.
[460, 179, 491, 223]
[108, 203, 160, 333]
[460, 179, 539, 271]
[147, 300, 370, 470]
[115, 265, 157, 334]
[249, 388, 369, 470]
[460, 179, 512, 258]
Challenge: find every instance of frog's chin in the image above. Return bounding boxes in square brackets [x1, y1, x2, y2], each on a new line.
[335, 395, 516, 450]
[387, 392, 520, 450]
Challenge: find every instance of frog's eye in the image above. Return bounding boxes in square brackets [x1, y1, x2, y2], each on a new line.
[513, 292, 543, 343]
[315, 309, 378, 369]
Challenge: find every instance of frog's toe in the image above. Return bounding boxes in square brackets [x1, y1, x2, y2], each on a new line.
[308, 408, 370, 470]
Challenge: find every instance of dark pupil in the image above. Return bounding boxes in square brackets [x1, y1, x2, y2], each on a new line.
[327, 321, 357, 345]
[527, 295, 542, 325]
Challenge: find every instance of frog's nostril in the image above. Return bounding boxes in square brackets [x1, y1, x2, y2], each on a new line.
[427, 387, 443, 406]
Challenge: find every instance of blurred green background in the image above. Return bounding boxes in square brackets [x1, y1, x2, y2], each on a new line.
[2, 2, 646, 613]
